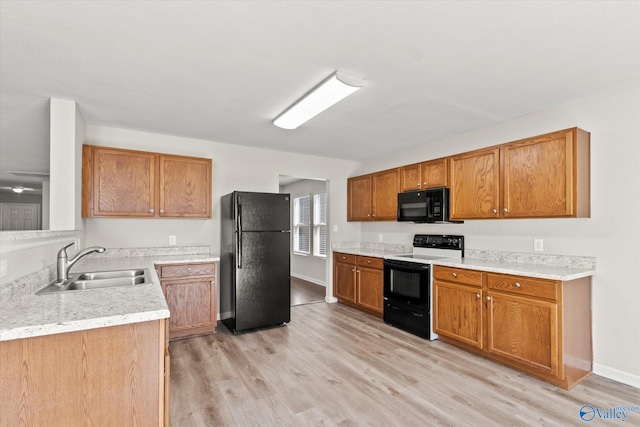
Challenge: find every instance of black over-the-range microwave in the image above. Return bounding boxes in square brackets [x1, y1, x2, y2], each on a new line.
[397, 187, 458, 223]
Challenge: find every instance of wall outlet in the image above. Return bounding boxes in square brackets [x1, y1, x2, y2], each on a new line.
[169, 235, 176, 246]
[0, 259, 7, 278]
[333, 225, 338, 233]
[378, 233, 383, 242]
[534, 239, 544, 252]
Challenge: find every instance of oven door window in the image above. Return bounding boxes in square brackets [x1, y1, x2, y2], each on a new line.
[390, 269, 421, 299]
[384, 263, 429, 305]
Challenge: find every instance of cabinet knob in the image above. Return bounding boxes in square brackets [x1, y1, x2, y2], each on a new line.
[486, 296, 492, 301]
[352, 269, 356, 272]
[417, 183, 421, 187]
[514, 282, 521, 288]
[423, 182, 427, 186]
[150, 209, 154, 213]
[476, 294, 480, 299]
[160, 209, 165, 214]
[187, 267, 192, 272]
[367, 260, 371, 264]
[342, 256, 346, 260]
[492, 208, 497, 214]
[452, 272, 457, 277]
[367, 214, 371, 218]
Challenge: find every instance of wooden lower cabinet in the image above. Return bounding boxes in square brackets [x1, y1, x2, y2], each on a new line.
[0, 320, 169, 426]
[333, 252, 383, 317]
[158, 261, 217, 340]
[433, 265, 592, 389]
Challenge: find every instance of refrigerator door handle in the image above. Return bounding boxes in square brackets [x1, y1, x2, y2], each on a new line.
[236, 200, 243, 269]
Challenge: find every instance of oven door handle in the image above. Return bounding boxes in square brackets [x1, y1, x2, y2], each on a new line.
[386, 304, 425, 318]
[383, 260, 430, 272]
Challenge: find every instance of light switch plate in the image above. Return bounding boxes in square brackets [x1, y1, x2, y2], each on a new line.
[169, 235, 176, 246]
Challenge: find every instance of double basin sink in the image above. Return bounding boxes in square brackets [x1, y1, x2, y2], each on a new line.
[37, 269, 150, 294]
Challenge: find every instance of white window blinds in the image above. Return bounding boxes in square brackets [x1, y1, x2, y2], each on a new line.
[293, 195, 311, 254]
[313, 192, 327, 257]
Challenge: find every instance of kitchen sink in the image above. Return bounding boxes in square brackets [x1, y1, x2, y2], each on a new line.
[36, 269, 150, 294]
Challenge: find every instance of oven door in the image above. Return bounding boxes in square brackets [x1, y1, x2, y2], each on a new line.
[383, 259, 430, 306]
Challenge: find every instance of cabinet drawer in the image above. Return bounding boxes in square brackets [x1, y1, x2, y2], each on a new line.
[433, 266, 483, 287]
[357, 256, 383, 269]
[159, 262, 216, 279]
[486, 274, 558, 300]
[334, 252, 356, 264]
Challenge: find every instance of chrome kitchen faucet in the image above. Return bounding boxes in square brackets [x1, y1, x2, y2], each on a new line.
[56, 243, 106, 282]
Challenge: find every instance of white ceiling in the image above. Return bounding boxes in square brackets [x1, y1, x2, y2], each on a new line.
[1, 1, 639, 192]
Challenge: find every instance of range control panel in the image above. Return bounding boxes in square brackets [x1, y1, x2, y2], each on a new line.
[412, 234, 464, 250]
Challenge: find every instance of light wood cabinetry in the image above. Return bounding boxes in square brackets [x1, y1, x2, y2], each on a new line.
[333, 252, 383, 317]
[400, 158, 449, 191]
[449, 128, 590, 220]
[0, 320, 169, 426]
[433, 265, 592, 389]
[347, 168, 400, 221]
[158, 261, 217, 340]
[82, 145, 212, 219]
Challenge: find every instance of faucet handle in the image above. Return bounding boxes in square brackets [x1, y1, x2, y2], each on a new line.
[58, 242, 74, 258]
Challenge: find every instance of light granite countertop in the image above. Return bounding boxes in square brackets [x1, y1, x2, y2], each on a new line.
[431, 257, 595, 281]
[0, 254, 219, 341]
[332, 247, 411, 258]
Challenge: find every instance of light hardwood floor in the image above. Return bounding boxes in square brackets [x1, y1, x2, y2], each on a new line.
[170, 302, 640, 426]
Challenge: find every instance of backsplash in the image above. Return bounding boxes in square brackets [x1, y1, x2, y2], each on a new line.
[465, 249, 596, 270]
[332, 241, 412, 254]
[86, 246, 211, 258]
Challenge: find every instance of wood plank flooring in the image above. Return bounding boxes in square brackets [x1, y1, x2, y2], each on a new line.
[170, 302, 640, 426]
[291, 276, 326, 306]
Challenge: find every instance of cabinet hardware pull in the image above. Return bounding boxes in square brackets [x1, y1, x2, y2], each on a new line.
[187, 268, 192, 272]
[503, 208, 508, 213]
[160, 209, 165, 214]
[452, 273, 457, 277]
[342, 256, 346, 260]
[476, 294, 480, 299]
[352, 269, 356, 272]
[492, 208, 497, 214]
[150, 209, 154, 213]
[514, 282, 521, 288]
[486, 296, 491, 301]
[367, 260, 371, 264]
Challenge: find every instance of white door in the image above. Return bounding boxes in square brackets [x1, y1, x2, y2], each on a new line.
[0, 203, 41, 230]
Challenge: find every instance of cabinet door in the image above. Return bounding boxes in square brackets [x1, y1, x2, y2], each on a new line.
[163, 279, 216, 338]
[400, 163, 422, 191]
[485, 291, 560, 377]
[449, 147, 500, 219]
[91, 147, 156, 217]
[159, 155, 212, 218]
[502, 130, 574, 218]
[433, 280, 483, 348]
[347, 175, 372, 221]
[334, 261, 356, 303]
[421, 158, 448, 188]
[357, 266, 383, 314]
[371, 168, 400, 220]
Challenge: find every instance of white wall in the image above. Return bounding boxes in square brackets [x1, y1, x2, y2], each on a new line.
[280, 178, 328, 286]
[355, 83, 640, 386]
[83, 125, 361, 295]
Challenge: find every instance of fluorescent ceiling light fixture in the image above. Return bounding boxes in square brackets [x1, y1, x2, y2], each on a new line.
[273, 71, 364, 130]
[12, 186, 24, 193]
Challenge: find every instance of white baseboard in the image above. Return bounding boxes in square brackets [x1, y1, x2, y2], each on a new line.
[291, 272, 326, 287]
[325, 296, 338, 303]
[593, 363, 640, 389]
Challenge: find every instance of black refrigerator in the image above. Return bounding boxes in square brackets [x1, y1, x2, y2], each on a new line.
[220, 191, 291, 333]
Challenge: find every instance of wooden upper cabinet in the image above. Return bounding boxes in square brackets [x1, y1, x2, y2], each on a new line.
[371, 168, 400, 220]
[449, 147, 501, 219]
[83, 145, 212, 219]
[400, 158, 449, 192]
[347, 174, 372, 221]
[84, 145, 156, 217]
[503, 128, 590, 218]
[159, 155, 212, 218]
[449, 128, 590, 220]
[421, 157, 448, 189]
[400, 163, 421, 191]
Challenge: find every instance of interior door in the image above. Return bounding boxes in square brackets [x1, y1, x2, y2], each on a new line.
[1, 203, 41, 230]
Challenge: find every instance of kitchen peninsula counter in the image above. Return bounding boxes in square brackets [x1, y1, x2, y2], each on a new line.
[0, 253, 219, 341]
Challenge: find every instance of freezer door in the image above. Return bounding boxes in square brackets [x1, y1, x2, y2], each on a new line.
[235, 231, 291, 331]
[236, 192, 290, 232]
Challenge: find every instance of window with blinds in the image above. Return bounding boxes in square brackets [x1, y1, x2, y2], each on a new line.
[313, 192, 327, 257]
[293, 195, 311, 254]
